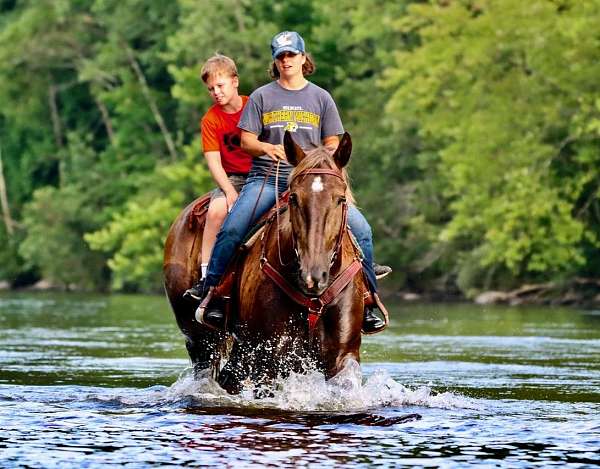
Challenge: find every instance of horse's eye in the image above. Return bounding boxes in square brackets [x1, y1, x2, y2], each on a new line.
[289, 193, 299, 206]
[337, 196, 346, 205]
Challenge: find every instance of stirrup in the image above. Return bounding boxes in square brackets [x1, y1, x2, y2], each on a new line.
[194, 287, 227, 331]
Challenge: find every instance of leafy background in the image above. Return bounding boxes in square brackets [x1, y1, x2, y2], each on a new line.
[0, 0, 598, 296]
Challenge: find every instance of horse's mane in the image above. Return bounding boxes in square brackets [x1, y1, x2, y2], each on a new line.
[290, 146, 356, 204]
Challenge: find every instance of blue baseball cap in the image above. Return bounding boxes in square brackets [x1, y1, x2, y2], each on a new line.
[271, 31, 305, 59]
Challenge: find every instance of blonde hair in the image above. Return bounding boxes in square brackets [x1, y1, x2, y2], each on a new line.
[269, 53, 315, 79]
[201, 53, 238, 83]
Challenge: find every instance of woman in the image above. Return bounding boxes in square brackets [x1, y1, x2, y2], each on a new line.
[198, 31, 389, 333]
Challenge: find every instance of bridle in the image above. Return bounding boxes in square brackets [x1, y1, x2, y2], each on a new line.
[260, 165, 363, 338]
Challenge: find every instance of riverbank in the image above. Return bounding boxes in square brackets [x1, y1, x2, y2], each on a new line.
[386, 277, 600, 308]
[4, 277, 600, 308]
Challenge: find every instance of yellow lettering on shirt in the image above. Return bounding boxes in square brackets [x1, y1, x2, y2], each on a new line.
[263, 109, 320, 128]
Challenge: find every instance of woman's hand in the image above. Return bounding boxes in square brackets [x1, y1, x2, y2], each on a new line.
[261, 142, 286, 161]
[224, 189, 239, 213]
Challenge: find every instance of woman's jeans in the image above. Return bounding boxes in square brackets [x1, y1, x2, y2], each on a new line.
[204, 174, 378, 293]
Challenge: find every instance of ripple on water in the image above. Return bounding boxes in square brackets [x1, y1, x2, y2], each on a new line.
[1, 296, 599, 467]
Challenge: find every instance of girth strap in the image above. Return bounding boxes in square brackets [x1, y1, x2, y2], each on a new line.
[261, 257, 363, 331]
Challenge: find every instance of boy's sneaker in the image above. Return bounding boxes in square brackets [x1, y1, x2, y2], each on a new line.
[374, 263, 392, 280]
[183, 279, 204, 301]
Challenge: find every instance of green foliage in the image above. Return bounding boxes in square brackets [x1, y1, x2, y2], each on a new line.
[1, 0, 600, 296]
[0, 226, 26, 285]
[85, 145, 212, 291]
[383, 0, 600, 293]
[19, 185, 107, 290]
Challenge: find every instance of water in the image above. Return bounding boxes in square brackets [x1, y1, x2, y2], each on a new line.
[0, 293, 598, 467]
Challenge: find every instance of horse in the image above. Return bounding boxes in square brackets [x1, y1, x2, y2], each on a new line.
[164, 132, 370, 394]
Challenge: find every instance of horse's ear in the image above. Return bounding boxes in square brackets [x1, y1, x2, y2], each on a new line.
[333, 132, 352, 169]
[284, 131, 305, 167]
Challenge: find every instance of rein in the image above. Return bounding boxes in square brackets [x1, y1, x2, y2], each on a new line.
[274, 160, 293, 266]
[260, 166, 362, 336]
[247, 161, 276, 227]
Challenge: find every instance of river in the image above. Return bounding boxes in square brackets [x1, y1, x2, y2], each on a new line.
[0, 292, 598, 467]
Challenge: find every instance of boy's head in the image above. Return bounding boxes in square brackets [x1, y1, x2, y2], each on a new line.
[201, 53, 238, 83]
[201, 54, 240, 108]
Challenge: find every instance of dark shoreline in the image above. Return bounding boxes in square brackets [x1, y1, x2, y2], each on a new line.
[4, 280, 600, 308]
[386, 278, 600, 308]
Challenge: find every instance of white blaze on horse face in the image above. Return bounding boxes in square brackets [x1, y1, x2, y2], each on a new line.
[311, 176, 324, 193]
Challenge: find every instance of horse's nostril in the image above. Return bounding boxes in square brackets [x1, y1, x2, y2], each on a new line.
[317, 272, 329, 290]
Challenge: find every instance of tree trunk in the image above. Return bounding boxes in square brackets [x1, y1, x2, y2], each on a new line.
[48, 84, 64, 148]
[0, 145, 15, 236]
[93, 93, 116, 147]
[125, 46, 178, 162]
[233, 0, 251, 56]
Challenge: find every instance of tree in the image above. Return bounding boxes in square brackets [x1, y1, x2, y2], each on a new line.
[85, 145, 212, 292]
[383, 0, 600, 294]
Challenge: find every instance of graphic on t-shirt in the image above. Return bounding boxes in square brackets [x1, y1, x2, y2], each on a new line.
[262, 109, 320, 130]
[223, 132, 242, 152]
[284, 121, 298, 132]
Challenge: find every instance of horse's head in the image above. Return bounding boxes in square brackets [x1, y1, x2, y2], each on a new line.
[284, 131, 352, 296]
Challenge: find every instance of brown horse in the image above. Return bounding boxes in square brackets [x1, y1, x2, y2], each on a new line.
[164, 132, 368, 393]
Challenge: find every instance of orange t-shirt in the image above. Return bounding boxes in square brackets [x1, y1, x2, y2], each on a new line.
[200, 95, 252, 175]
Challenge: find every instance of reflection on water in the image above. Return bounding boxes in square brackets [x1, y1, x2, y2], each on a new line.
[0, 293, 599, 467]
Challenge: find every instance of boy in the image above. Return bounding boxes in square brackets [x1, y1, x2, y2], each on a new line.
[183, 54, 252, 300]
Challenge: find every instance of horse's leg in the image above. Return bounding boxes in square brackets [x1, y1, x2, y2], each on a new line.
[217, 339, 253, 394]
[217, 323, 281, 394]
[165, 274, 227, 377]
[185, 331, 227, 378]
[319, 289, 364, 378]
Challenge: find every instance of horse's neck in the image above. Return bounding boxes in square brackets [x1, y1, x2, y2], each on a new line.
[334, 231, 361, 273]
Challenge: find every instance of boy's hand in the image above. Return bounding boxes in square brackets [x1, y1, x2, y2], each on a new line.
[225, 190, 238, 213]
[262, 143, 286, 161]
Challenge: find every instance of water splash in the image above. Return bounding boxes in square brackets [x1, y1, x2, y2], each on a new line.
[165, 359, 481, 412]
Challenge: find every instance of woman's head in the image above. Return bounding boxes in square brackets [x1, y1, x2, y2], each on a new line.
[268, 31, 315, 79]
